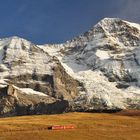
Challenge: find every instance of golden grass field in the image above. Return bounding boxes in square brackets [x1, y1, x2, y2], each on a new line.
[0, 111, 140, 140]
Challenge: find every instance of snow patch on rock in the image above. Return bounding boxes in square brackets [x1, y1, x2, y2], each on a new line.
[96, 50, 110, 60]
[17, 87, 48, 97]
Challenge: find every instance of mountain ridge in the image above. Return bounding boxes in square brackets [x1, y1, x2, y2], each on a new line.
[0, 18, 140, 117]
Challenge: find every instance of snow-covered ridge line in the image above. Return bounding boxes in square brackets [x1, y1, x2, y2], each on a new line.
[0, 18, 140, 49]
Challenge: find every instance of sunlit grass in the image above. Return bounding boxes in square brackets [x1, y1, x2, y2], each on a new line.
[0, 112, 139, 140]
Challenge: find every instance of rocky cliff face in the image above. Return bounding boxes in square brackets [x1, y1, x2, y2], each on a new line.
[0, 18, 140, 117]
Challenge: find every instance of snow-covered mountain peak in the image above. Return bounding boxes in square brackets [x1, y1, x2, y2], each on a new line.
[95, 17, 140, 31]
[61, 18, 140, 53]
[0, 18, 140, 117]
[40, 18, 140, 111]
[95, 17, 121, 27]
[0, 36, 35, 51]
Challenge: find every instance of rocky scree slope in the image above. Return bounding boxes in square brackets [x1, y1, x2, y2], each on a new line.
[0, 18, 140, 116]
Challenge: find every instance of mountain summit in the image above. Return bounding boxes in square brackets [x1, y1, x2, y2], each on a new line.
[0, 18, 140, 116]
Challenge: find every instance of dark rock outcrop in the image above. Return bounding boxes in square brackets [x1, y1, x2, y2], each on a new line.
[0, 85, 70, 117]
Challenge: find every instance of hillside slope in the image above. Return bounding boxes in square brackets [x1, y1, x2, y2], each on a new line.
[0, 112, 139, 140]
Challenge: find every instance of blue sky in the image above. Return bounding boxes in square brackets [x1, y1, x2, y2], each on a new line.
[0, 0, 139, 44]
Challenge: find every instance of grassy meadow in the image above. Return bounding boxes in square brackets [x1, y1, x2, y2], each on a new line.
[0, 111, 139, 140]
